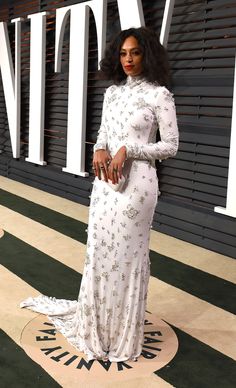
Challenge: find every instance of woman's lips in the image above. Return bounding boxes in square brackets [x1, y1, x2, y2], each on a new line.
[124, 65, 134, 70]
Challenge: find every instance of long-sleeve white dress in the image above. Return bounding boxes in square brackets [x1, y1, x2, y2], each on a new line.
[21, 75, 179, 362]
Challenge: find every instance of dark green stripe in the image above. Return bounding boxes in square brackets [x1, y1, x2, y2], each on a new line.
[150, 251, 236, 315]
[0, 232, 81, 300]
[0, 188, 235, 314]
[156, 325, 236, 388]
[0, 329, 60, 388]
[0, 188, 87, 243]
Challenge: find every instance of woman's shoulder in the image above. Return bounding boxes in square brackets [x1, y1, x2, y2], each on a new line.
[147, 83, 174, 103]
[103, 84, 121, 98]
[106, 82, 124, 92]
[145, 82, 171, 94]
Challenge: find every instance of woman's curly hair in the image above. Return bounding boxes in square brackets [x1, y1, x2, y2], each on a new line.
[99, 27, 170, 87]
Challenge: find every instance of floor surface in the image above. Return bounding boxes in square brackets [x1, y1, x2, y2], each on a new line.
[0, 176, 235, 388]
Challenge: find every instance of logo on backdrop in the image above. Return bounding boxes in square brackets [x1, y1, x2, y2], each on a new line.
[21, 312, 178, 382]
[0, 0, 144, 176]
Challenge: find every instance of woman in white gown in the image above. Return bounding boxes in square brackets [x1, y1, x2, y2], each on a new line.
[21, 27, 179, 363]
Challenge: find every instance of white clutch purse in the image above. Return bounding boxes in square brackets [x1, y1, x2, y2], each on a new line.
[101, 172, 126, 192]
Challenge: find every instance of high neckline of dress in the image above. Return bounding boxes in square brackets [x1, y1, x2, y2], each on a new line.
[126, 75, 146, 87]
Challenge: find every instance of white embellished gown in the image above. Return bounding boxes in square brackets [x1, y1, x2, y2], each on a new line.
[21, 75, 179, 362]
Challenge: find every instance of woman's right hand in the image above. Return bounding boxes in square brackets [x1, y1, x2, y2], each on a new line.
[93, 150, 112, 181]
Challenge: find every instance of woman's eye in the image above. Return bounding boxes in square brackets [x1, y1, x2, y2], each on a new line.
[120, 52, 126, 57]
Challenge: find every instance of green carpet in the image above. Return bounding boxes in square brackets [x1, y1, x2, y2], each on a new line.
[0, 232, 81, 300]
[0, 330, 60, 388]
[150, 251, 236, 314]
[156, 326, 236, 388]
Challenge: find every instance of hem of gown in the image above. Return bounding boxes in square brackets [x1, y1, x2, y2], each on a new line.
[20, 297, 141, 363]
[45, 315, 141, 363]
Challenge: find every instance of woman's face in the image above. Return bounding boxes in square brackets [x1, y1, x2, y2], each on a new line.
[120, 36, 143, 77]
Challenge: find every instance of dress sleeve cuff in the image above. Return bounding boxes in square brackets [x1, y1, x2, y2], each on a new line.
[125, 144, 140, 159]
[93, 143, 107, 152]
